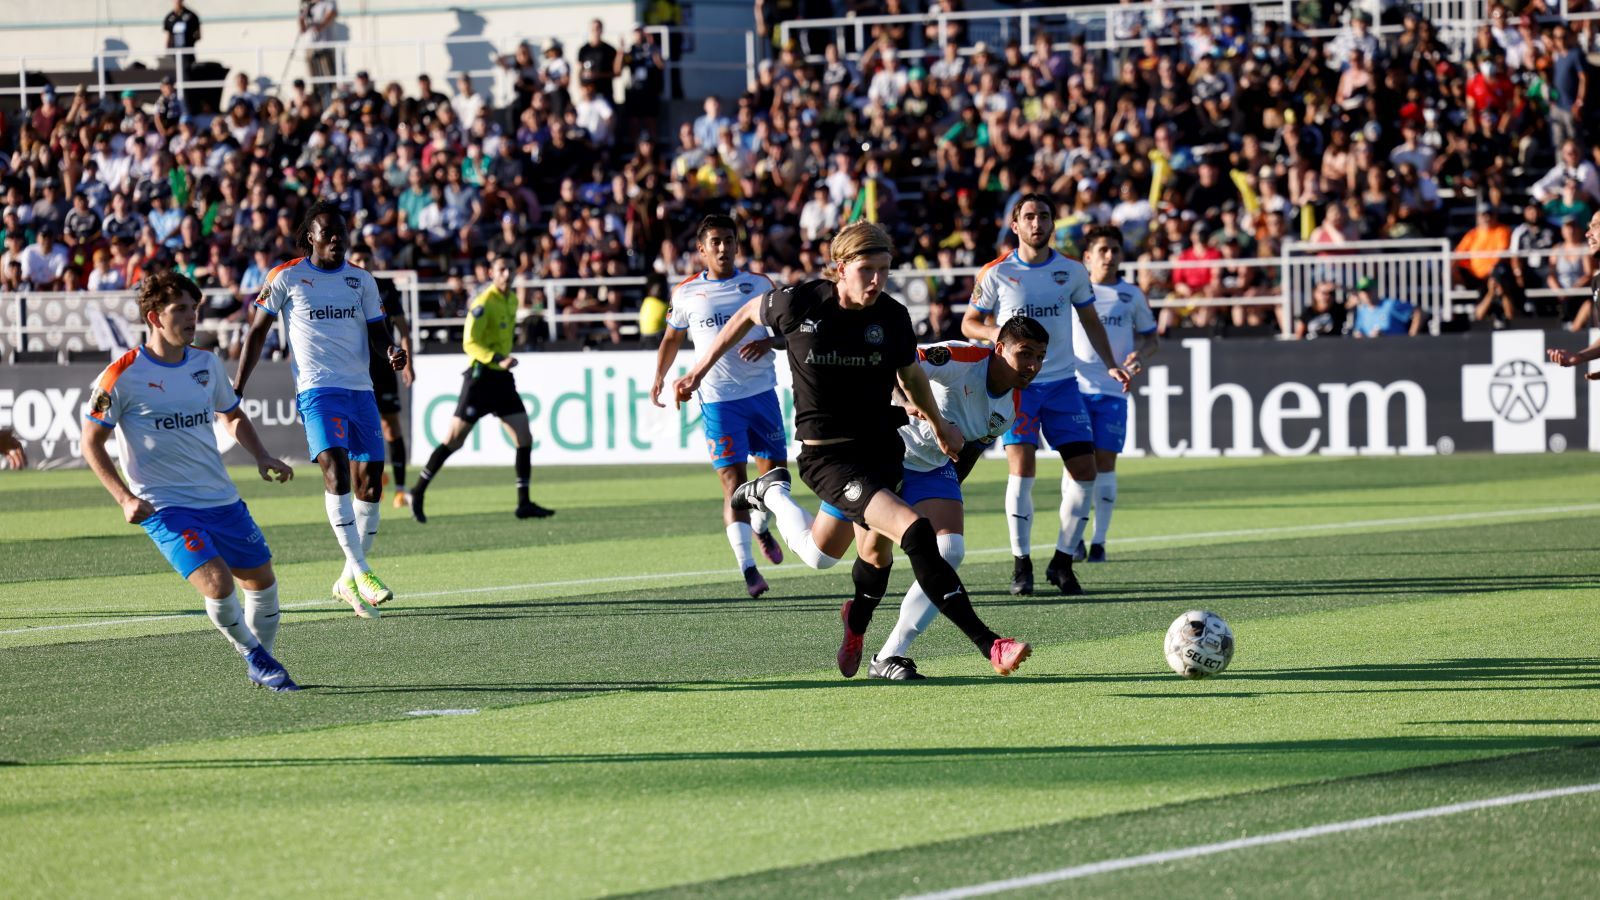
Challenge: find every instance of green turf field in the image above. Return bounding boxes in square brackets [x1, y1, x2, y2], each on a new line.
[3, 453, 1599, 898]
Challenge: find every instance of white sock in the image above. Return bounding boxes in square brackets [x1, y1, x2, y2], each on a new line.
[767, 485, 840, 570]
[355, 498, 380, 571]
[878, 533, 965, 661]
[1091, 471, 1118, 545]
[726, 522, 756, 570]
[325, 491, 369, 575]
[1059, 475, 1095, 553]
[1005, 475, 1035, 557]
[204, 591, 259, 653]
[242, 582, 280, 655]
[751, 508, 771, 535]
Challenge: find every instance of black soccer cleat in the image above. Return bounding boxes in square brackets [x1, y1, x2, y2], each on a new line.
[868, 655, 926, 681]
[515, 501, 555, 519]
[1009, 555, 1034, 596]
[743, 566, 770, 598]
[730, 467, 791, 514]
[1087, 543, 1106, 563]
[410, 489, 428, 524]
[1045, 550, 1085, 596]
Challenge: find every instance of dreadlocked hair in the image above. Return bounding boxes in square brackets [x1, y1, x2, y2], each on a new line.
[295, 199, 348, 250]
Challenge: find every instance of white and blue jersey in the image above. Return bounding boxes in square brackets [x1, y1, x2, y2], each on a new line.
[84, 346, 271, 576]
[254, 256, 387, 462]
[1075, 279, 1155, 453]
[970, 249, 1097, 449]
[669, 269, 787, 467]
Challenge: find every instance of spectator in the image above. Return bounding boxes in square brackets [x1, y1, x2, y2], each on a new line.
[1531, 140, 1600, 205]
[540, 39, 572, 111]
[1294, 280, 1347, 339]
[1511, 200, 1559, 315]
[1550, 217, 1595, 329]
[300, 0, 340, 98]
[1456, 206, 1515, 324]
[20, 228, 69, 289]
[914, 294, 962, 342]
[574, 81, 616, 150]
[693, 95, 730, 150]
[1350, 277, 1422, 338]
[621, 26, 665, 141]
[577, 19, 619, 99]
[451, 73, 488, 126]
[1549, 25, 1587, 150]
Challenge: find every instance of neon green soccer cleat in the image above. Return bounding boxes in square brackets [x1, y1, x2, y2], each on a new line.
[356, 570, 394, 606]
[334, 575, 380, 619]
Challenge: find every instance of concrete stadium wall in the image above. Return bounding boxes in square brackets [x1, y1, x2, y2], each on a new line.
[5, 1, 755, 101]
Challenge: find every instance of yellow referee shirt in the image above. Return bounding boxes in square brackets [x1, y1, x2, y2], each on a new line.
[464, 284, 517, 371]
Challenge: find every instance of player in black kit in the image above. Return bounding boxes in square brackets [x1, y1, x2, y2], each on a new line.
[349, 246, 414, 508]
[674, 223, 1032, 677]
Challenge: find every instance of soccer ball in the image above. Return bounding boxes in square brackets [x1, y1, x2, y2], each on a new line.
[1164, 610, 1235, 679]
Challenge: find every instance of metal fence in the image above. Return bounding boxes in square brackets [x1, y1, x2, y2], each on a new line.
[0, 26, 754, 111]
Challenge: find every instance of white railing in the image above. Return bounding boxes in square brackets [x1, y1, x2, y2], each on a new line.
[6, 242, 1593, 358]
[0, 26, 754, 110]
[779, 0, 1293, 59]
[1282, 239, 1454, 329]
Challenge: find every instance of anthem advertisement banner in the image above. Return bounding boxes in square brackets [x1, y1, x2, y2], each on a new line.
[408, 328, 1600, 465]
[9, 330, 1600, 468]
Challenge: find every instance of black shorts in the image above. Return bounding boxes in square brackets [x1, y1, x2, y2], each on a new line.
[797, 431, 906, 525]
[369, 358, 402, 415]
[453, 365, 526, 423]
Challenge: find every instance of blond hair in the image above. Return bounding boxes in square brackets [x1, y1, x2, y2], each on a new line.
[823, 222, 894, 282]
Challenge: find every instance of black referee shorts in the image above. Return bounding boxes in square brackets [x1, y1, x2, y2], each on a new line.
[369, 358, 402, 415]
[453, 365, 527, 423]
[796, 431, 906, 525]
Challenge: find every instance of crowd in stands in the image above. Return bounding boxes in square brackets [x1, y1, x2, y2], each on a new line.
[3, 0, 1600, 354]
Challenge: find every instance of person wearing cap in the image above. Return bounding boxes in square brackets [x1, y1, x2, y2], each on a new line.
[1350, 276, 1421, 338]
[1294, 281, 1347, 340]
[154, 75, 186, 138]
[1456, 205, 1514, 324]
[1511, 200, 1560, 314]
[540, 37, 572, 107]
[1328, 9, 1380, 70]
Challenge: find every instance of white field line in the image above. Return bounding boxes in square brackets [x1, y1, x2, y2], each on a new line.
[6, 502, 1600, 637]
[905, 781, 1600, 900]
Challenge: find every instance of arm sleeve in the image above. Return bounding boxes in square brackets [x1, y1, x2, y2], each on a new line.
[665, 286, 690, 330]
[211, 354, 241, 413]
[1132, 287, 1158, 334]
[84, 372, 120, 429]
[969, 267, 998, 313]
[253, 265, 289, 316]
[762, 285, 799, 336]
[361, 274, 385, 322]
[1070, 268, 1096, 308]
[463, 296, 496, 365]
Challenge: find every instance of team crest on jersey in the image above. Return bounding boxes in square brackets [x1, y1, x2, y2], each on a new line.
[1117, 290, 1134, 304]
[924, 346, 951, 366]
[864, 324, 884, 345]
[843, 480, 864, 502]
[1052, 270, 1070, 285]
[345, 276, 361, 290]
[191, 369, 210, 387]
[739, 282, 754, 294]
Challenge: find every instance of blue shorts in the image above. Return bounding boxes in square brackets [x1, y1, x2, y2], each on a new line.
[1002, 378, 1093, 449]
[701, 391, 787, 470]
[143, 500, 272, 578]
[1082, 393, 1130, 453]
[299, 387, 384, 462]
[900, 461, 962, 506]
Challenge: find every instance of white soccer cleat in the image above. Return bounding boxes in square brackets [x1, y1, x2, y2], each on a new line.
[334, 575, 380, 619]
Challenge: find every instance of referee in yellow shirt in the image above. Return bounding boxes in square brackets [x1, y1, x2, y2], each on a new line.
[410, 257, 554, 522]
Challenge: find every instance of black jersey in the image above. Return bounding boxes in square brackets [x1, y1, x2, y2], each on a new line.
[763, 279, 917, 442]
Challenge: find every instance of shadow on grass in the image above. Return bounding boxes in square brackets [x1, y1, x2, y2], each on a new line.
[29, 734, 1600, 771]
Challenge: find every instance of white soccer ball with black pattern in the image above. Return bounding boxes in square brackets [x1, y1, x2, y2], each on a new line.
[1164, 610, 1235, 679]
